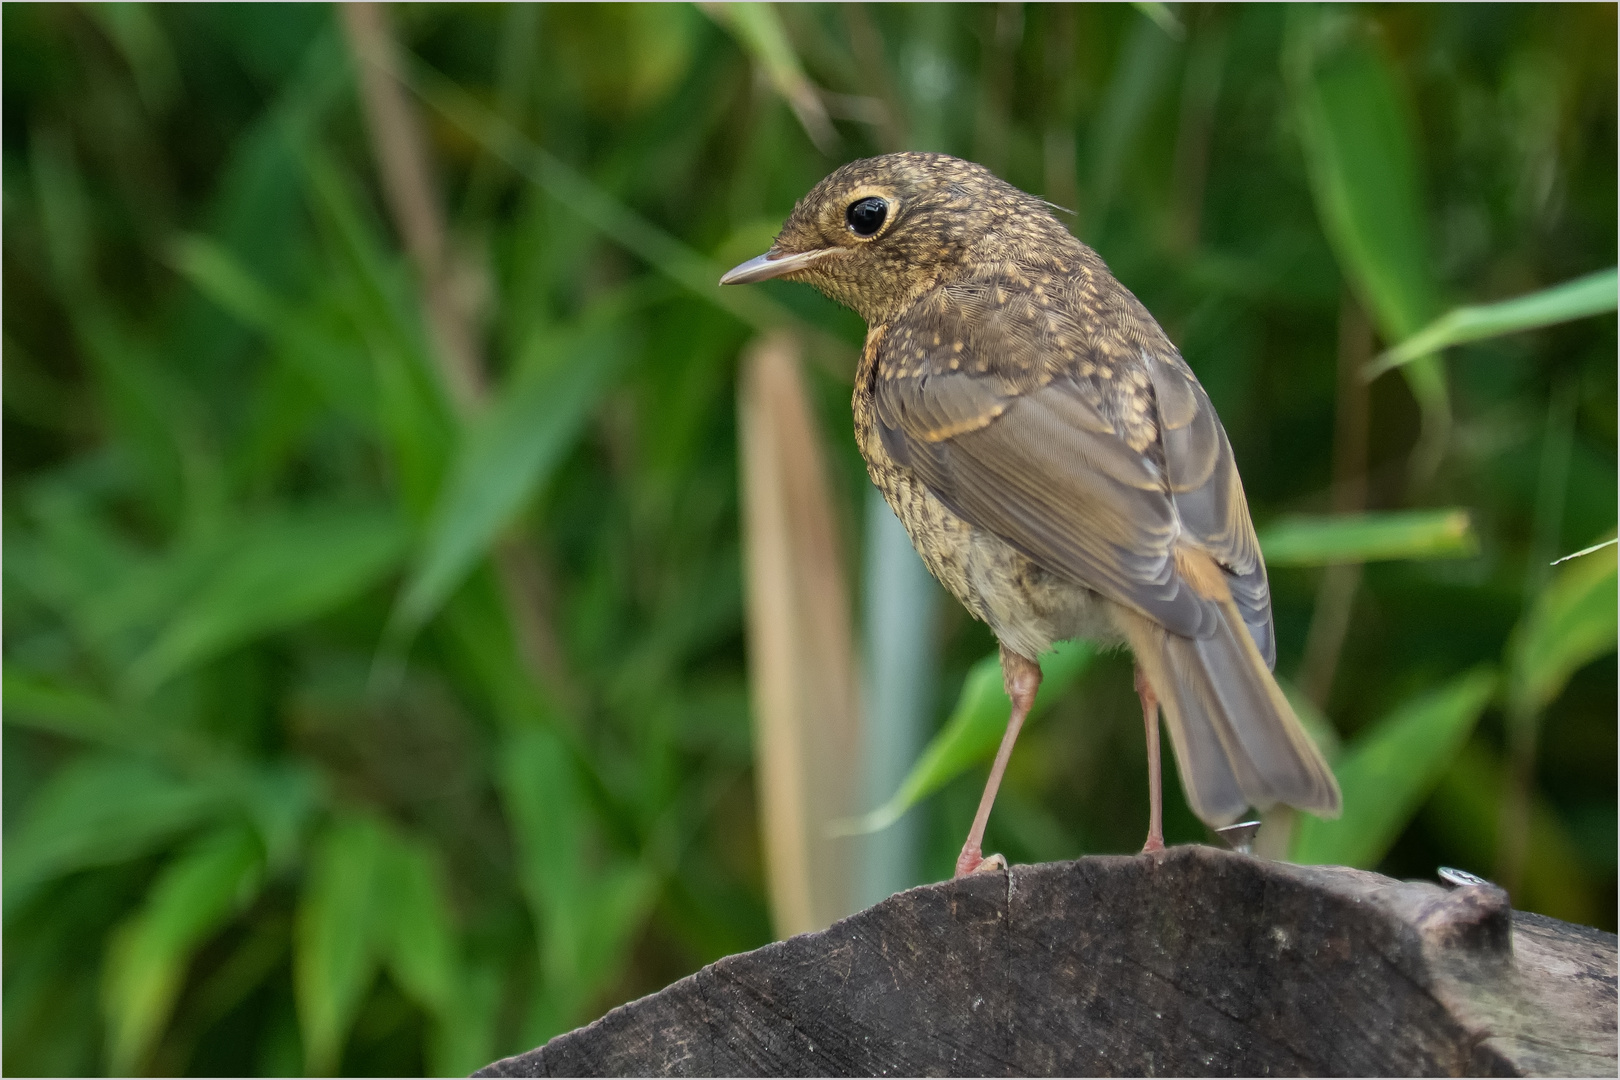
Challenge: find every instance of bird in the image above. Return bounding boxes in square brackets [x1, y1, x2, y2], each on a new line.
[721, 152, 1339, 877]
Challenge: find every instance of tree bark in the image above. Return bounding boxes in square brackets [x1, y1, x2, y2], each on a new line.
[478, 846, 1616, 1077]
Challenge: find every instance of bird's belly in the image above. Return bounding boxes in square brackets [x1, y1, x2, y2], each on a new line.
[863, 455, 1121, 661]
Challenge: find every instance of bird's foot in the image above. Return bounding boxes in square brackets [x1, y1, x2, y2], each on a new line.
[1140, 835, 1166, 855]
[954, 849, 1008, 879]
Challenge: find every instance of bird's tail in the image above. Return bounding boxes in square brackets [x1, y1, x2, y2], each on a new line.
[1117, 599, 1341, 828]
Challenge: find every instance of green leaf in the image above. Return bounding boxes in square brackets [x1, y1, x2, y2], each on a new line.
[1131, 2, 1185, 39]
[1553, 537, 1619, 566]
[431, 958, 503, 1080]
[378, 837, 463, 1074]
[232, 762, 323, 875]
[843, 640, 1096, 835]
[169, 233, 376, 423]
[1091, 17, 1181, 224]
[84, 3, 180, 114]
[2, 670, 121, 745]
[4, 757, 231, 918]
[1286, 9, 1450, 474]
[101, 825, 262, 1075]
[497, 725, 584, 944]
[389, 297, 640, 640]
[294, 815, 388, 1077]
[299, 145, 455, 514]
[1, 680, 319, 874]
[126, 505, 410, 695]
[1291, 667, 1497, 868]
[1258, 509, 1477, 566]
[295, 814, 471, 1077]
[1288, 18, 1437, 336]
[1367, 267, 1619, 380]
[702, 2, 837, 152]
[8, 479, 230, 670]
[497, 726, 654, 1043]
[1508, 540, 1618, 718]
[402, 56, 832, 352]
[168, 233, 293, 333]
[29, 126, 96, 299]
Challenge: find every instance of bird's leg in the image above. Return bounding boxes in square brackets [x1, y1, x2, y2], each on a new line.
[955, 646, 1042, 878]
[1135, 665, 1165, 854]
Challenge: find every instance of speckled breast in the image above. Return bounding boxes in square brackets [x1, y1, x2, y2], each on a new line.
[851, 327, 1112, 660]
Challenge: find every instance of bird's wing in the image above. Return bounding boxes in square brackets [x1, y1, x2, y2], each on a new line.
[872, 281, 1274, 661]
[1142, 345, 1274, 664]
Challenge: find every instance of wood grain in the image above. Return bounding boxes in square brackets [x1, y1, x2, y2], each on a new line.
[478, 846, 1616, 1078]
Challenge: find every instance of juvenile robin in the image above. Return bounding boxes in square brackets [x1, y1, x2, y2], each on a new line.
[722, 152, 1340, 877]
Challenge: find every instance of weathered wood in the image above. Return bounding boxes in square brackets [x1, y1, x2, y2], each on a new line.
[477, 846, 1617, 1078]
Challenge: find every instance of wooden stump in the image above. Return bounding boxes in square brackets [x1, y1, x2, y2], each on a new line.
[477, 846, 1616, 1077]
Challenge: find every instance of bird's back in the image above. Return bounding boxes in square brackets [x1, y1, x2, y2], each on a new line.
[856, 233, 1276, 666]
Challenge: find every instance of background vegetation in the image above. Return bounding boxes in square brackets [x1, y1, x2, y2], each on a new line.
[4, 3, 1614, 1076]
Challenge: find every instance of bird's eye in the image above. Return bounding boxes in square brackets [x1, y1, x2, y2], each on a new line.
[846, 197, 888, 237]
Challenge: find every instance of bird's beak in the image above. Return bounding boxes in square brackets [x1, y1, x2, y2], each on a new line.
[719, 247, 834, 285]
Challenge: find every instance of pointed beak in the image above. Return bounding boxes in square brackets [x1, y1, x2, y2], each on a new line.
[719, 247, 834, 286]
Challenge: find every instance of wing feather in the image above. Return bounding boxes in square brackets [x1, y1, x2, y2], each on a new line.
[875, 290, 1275, 661]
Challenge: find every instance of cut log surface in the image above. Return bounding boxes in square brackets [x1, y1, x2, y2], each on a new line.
[477, 846, 1617, 1078]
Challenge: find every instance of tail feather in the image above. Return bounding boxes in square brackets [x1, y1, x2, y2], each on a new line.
[1118, 600, 1341, 828]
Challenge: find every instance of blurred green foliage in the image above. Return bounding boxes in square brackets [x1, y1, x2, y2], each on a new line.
[3, 4, 1614, 1076]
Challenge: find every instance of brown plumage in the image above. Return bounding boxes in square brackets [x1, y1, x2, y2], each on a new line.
[722, 152, 1339, 875]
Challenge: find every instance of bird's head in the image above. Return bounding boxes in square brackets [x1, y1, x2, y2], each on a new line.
[720, 152, 1067, 324]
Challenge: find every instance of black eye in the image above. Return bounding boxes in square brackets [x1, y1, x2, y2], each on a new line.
[846, 197, 888, 237]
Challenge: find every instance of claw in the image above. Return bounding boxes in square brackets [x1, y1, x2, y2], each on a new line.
[972, 853, 1008, 875]
[954, 850, 1008, 878]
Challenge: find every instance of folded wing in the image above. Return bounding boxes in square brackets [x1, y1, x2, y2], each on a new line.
[872, 283, 1273, 662]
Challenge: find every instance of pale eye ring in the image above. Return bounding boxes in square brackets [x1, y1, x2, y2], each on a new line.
[846, 197, 888, 237]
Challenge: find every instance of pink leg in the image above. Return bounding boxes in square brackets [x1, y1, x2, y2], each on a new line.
[1135, 665, 1165, 854]
[955, 646, 1042, 878]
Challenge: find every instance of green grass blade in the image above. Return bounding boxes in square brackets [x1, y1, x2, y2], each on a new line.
[496, 725, 583, 1040]
[3, 757, 231, 919]
[1090, 17, 1180, 225]
[1287, 19, 1437, 337]
[101, 825, 262, 1075]
[1552, 537, 1619, 566]
[377, 835, 469, 1076]
[1508, 539, 1618, 718]
[126, 505, 410, 695]
[702, 2, 837, 152]
[495, 724, 655, 1043]
[1258, 509, 1477, 567]
[841, 640, 1096, 835]
[171, 233, 377, 424]
[1286, 10, 1450, 474]
[388, 296, 641, 642]
[299, 144, 455, 513]
[3, 671, 122, 746]
[295, 816, 388, 1077]
[167, 233, 292, 333]
[1366, 268, 1619, 380]
[1291, 667, 1497, 868]
[400, 54, 848, 360]
[1131, 2, 1185, 39]
[28, 126, 96, 299]
[84, 4, 180, 115]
